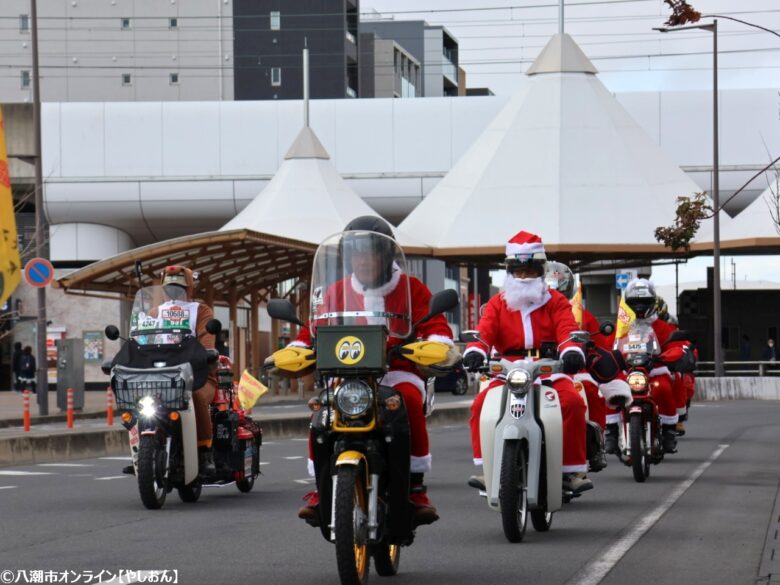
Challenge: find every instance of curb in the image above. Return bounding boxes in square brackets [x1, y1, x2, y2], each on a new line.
[0, 406, 470, 468]
[0, 410, 107, 429]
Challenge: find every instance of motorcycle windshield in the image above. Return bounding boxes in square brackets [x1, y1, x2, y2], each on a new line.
[128, 285, 196, 346]
[615, 320, 660, 358]
[309, 231, 412, 339]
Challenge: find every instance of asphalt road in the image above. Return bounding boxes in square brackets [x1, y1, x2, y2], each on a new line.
[0, 400, 777, 585]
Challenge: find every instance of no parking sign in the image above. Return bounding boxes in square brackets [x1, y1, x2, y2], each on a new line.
[24, 257, 54, 288]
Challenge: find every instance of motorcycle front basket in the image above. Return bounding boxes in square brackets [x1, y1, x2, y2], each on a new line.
[111, 365, 191, 410]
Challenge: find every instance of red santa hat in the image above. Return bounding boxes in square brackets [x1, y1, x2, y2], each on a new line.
[505, 231, 546, 258]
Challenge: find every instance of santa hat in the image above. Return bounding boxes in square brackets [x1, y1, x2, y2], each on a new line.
[505, 231, 546, 258]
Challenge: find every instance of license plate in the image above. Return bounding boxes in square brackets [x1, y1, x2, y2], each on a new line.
[129, 425, 139, 448]
[244, 445, 253, 477]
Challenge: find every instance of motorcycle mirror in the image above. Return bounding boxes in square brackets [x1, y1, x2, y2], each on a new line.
[415, 289, 459, 328]
[267, 298, 305, 327]
[206, 319, 222, 335]
[460, 330, 481, 343]
[600, 321, 615, 336]
[105, 325, 121, 341]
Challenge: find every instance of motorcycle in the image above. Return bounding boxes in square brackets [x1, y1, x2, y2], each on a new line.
[266, 230, 459, 585]
[613, 320, 665, 482]
[103, 285, 262, 509]
[463, 330, 590, 543]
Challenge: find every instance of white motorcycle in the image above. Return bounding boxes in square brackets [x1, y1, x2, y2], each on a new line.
[464, 331, 589, 543]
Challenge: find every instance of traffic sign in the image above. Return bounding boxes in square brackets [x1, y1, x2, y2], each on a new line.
[615, 272, 631, 290]
[24, 257, 54, 288]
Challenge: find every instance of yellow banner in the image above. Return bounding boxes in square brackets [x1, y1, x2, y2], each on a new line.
[237, 369, 269, 411]
[616, 294, 636, 339]
[0, 106, 21, 307]
[570, 281, 583, 328]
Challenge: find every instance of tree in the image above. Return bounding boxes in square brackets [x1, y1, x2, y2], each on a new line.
[654, 192, 712, 252]
[663, 0, 702, 26]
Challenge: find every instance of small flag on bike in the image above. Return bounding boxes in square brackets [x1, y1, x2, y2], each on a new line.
[616, 294, 636, 339]
[237, 370, 268, 410]
[570, 281, 583, 328]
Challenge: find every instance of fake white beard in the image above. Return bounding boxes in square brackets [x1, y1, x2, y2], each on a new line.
[503, 275, 545, 311]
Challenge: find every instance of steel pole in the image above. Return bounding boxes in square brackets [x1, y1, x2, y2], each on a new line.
[712, 20, 723, 377]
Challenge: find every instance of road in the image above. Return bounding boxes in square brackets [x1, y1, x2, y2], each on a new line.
[0, 400, 777, 585]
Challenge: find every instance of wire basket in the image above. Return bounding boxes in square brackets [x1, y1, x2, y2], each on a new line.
[112, 377, 189, 410]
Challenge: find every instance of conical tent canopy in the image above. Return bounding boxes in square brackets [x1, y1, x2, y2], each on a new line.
[399, 33, 705, 262]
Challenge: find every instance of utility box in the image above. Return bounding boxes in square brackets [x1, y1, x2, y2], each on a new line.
[56, 338, 85, 411]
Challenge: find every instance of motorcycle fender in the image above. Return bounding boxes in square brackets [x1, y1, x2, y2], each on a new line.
[180, 408, 198, 485]
[629, 405, 643, 415]
[139, 418, 157, 436]
[335, 450, 366, 468]
[538, 387, 563, 513]
[479, 384, 505, 508]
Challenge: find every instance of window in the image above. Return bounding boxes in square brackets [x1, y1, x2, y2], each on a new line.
[122, 73, 132, 86]
[19, 14, 29, 33]
[169, 73, 179, 85]
[121, 18, 131, 30]
[270, 11, 280, 30]
[20, 70, 30, 89]
[271, 67, 281, 86]
[169, 18, 178, 29]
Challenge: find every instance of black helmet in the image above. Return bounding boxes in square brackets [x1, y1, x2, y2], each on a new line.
[625, 278, 657, 319]
[544, 261, 575, 300]
[343, 215, 396, 288]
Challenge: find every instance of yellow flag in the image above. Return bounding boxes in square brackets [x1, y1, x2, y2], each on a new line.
[0, 106, 21, 307]
[616, 294, 636, 339]
[237, 369, 268, 411]
[570, 282, 583, 328]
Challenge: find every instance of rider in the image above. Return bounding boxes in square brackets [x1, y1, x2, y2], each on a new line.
[159, 265, 219, 475]
[286, 216, 458, 526]
[609, 279, 688, 454]
[462, 231, 592, 495]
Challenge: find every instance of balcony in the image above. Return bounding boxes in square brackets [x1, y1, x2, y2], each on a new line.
[442, 56, 458, 84]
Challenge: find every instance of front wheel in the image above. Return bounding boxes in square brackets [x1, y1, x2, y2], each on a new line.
[372, 542, 401, 576]
[452, 375, 468, 395]
[499, 440, 528, 543]
[334, 465, 370, 585]
[137, 434, 167, 509]
[629, 412, 650, 482]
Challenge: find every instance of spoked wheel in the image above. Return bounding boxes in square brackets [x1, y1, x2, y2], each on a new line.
[236, 440, 258, 493]
[137, 434, 167, 509]
[452, 375, 468, 396]
[177, 480, 202, 503]
[629, 412, 650, 482]
[335, 465, 370, 585]
[372, 541, 401, 576]
[499, 440, 528, 543]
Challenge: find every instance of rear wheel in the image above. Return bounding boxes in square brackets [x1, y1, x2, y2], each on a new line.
[372, 542, 401, 576]
[334, 465, 369, 585]
[630, 412, 650, 482]
[236, 440, 258, 493]
[499, 440, 528, 543]
[177, 480, 202, 503]
[137, 434, 167, 509]
[452, 375, 468, 395]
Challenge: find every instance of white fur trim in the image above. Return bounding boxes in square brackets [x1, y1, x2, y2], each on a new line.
[606, 413, 621, 424]
[650, 366, 672, 379]
[574, 372, 597, 385]
[537, 373, 575, 385]
[307, 458, 315, 477]
[600, 379, 633, 409]
[560, 345, 585, 359]
[463, 346, 487, 359]
[659, 413, 679, 425]
[410, 453, 432, 473]
[288, 340, 308, 348]
[379, 369, 426, 399]
[426, 334, 454, 346]
[506, 241, 545, 256]
[350, 262, 402, 297]
[473, 458, 483, 466]
[562, 464, 588, 473]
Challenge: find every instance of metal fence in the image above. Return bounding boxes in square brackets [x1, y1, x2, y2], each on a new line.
[695, 361, 780, 377]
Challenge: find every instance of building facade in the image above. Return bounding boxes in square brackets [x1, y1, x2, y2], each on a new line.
[359, 34, 420, 98]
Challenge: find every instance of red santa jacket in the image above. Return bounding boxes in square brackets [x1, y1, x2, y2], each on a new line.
[465, 288, 583, 361]
[292, 270, 453, 391]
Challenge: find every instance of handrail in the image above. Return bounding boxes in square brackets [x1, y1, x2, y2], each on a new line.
[694, 360, 780, 377]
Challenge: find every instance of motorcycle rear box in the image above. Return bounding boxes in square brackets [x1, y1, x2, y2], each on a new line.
[315, 325, 387, 374]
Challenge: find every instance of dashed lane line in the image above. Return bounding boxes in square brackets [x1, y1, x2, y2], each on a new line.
[0, 470, 54, 476]
[94, 476, 130, 481]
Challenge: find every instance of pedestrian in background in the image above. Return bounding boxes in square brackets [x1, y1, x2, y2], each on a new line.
[739, 334, 751, 361]
[11, 342, 22, 392]
[762, 339, 778, 363]
[18, 346, 36, 394]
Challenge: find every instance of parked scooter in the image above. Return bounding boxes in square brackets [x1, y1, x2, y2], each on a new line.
[104, 285, 262, 509]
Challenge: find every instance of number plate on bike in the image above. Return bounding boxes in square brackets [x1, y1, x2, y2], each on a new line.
[509, 394, 527, 419]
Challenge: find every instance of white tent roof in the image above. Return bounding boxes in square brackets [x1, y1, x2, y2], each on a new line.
[399, 33, 705, 260]
[220, 126, 427, 251]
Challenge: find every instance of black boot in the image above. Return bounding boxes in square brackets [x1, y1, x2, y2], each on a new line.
[198, 447, 216, 475]
[121, 464, 135, 475]
[604, 423, 619, 455]
[662, 425, 678, 454]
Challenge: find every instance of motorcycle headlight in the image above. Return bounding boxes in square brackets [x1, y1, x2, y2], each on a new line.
[506, 368, 531, 396]
[335, 381, 372, 417]
[627, 372, 648, 393]
[138, 395, 157, 418]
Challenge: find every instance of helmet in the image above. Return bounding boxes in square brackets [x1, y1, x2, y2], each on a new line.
[342, 216, 396, 288]
[160, 265, 194, 300]
[655, 296, 669, 321]
[624, 278, 657, 319]
[544, 261, 575, 300]
[504, 230, 547, 277]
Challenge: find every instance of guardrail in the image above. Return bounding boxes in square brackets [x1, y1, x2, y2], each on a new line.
[695, 361, 780, 377]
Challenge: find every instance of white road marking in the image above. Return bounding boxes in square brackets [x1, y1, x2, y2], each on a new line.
[0, 470, 54, 476]
[260, 462, 270, 466]
[95, 475, 130, 481]
[291, 438, 309, 442]
[567, 444, 730, 585]
[38, 463, 94, 467]
[0, 486, 17, 490]
[99, 456, 133, 461]
[284, 456, 304, 460]
[294, 478, 316, 485]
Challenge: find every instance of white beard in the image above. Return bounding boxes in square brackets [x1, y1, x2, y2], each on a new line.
[503, 276, 545, 311]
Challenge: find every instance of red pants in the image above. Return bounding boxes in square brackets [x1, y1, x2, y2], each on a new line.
[673, 373, 695, 411]
[470, 377, 587, 473]
[580, 380, 606, 429]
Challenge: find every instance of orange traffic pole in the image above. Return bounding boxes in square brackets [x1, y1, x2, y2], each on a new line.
[22, 390, 31, 432]
[66, 388, 74, 429]
[106, 386, 114, 426]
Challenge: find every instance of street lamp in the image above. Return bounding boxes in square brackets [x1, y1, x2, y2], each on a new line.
[654, 19, 723, 377]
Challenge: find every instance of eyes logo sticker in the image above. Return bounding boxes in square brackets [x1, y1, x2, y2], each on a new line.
[336, 336, 365, 365]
